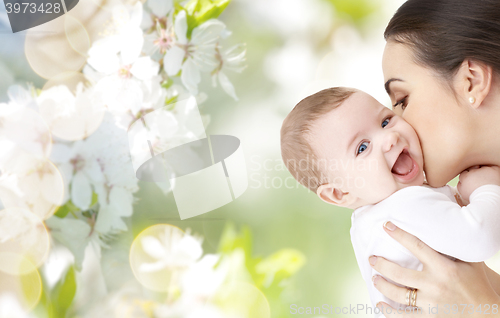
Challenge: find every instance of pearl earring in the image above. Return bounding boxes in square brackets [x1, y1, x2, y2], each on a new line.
[469, 97, 476, 104]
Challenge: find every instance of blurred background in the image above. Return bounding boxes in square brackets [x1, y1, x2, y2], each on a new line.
[0, 0, 421, 317]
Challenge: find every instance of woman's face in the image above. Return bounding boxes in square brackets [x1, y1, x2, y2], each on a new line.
[382, 41, 473, 187]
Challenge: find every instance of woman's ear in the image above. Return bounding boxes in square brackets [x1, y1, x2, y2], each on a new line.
[456, 59, 493, 109]
[316, 183, 352, 207]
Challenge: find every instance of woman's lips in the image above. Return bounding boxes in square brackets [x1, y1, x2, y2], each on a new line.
[391, 149, 419, 183]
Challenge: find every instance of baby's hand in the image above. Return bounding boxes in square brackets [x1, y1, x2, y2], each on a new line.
[457, 165, 500, 203]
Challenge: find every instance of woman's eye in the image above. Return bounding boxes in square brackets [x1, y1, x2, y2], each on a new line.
[382, 118, 390, 128]
[357, 141, 369, 155]
[393, 96, 408, 110]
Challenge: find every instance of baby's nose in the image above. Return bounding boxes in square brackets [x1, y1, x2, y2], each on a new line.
[383, 131, 400, 152]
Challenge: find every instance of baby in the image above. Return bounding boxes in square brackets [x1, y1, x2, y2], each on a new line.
[280, 87, 500, 315]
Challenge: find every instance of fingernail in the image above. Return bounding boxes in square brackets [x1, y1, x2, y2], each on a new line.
[372, 275, 378, 284]
[384, 221, 396, 231]
[376, 302, 383, 308]
[369, 256, 377, 266]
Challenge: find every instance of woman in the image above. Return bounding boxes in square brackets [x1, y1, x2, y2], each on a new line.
[372, 0, 500, 316]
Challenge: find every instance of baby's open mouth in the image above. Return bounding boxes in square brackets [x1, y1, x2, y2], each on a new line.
[391, 149, 418, 182]
[391, 149, 413, 175]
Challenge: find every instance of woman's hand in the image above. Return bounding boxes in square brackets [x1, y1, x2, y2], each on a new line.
[369, 222, 500, 317]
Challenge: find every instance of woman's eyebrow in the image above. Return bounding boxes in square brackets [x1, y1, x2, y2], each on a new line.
[384, 78, 404, 95]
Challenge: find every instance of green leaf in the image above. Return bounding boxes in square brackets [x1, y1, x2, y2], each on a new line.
[81, 211, 92, 218]
[54, 200, 79, 218]
[32, 280, 53, 318]
[217, 223, 253, 260]
[51, 266, 76, 317]
[91, 192, 98, 206]
[54, 205, 71, 218]
[255, 249, 306, 288]
[165, 96, 179, 109]
[181, 0, 231, 38]
[184, 0, 202, 15]
[195, 0, 230, 25]
[19, 264, 43, 314]
[322, 0, 380, 24]
[161, 78, 175, 90]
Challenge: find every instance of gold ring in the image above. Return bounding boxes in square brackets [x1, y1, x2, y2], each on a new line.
[410, 288, 418, 307]
[405, 288, 412, 306]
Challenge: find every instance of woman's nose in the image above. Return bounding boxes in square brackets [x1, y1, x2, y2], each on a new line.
[383, 131, 400, 152]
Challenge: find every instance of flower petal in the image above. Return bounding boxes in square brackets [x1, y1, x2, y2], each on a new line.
[87, 37, 121, 74]
[50, 143, 72, 163]
[109, 186, 133, 217]
[174, 10, 188, 44]
[163, 46, 185, 76]
[139, 260, 167, 273]
[147, 0, 172, 17]
[181, 59, 201, 94]
[45, 217, 92, 270]
[85, 159, 104, 183]
[191, 19, 226, 46]
[129, 2, 143, 28]
[175, 234, 203, 261]
[141, 236, 167, 259]
[130, 57, 159, 81]
[120, 27, 144, 65]
[71, 171, 92, 210]
[218, 71, 238, 101]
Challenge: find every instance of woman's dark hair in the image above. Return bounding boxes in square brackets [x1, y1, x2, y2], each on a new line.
[384, 0, 500, 80]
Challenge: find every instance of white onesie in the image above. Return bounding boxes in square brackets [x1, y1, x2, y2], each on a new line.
[350, 184, 500, 316]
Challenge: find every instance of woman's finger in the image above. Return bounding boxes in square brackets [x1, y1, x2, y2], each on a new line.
[382, 222, 445, 267]
[369, 256, 421, 288]
[373, 275, 419, 306]
[376, 302, 423, 318]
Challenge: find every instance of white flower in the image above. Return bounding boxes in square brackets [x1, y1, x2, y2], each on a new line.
[87, 3, 145, 74]
[0, 92, 52, 169]
[50, 141, 104, 211]
[37, 84, 105, 141]
[128, 94, 207, 174]
[164, 11, 226, 94]
[50, 113, 138, 234]
[181, 254, 229, 299]
[86, 2, 160, 119]
[88, 115, 139, 234]
[212, 44, 247, 101]
[45, 216, 102, 270]
[0, 207, 50, 269]
[147, 0, 173, 18]
[141, 0, 173, 31]
[139, 228, 203, 272]
[0, 157, 64, 220]
[144, 20, 176, 58]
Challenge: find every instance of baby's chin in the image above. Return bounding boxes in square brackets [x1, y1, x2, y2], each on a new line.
[396, 169, 426, 188]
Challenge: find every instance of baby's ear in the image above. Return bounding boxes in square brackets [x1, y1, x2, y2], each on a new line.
[316, 183, 351, 207]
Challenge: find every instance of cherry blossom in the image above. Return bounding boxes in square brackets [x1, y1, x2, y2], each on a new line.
[212, 44, 247, 101]
[164, 11, 226, 94]
[139, 228, 203, 273]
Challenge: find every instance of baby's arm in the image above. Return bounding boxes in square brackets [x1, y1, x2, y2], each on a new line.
[387, 167, 500, 262]
[457, 165, 500, 204]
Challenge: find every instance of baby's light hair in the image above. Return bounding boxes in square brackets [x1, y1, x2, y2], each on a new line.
[280, 87, 357, 193]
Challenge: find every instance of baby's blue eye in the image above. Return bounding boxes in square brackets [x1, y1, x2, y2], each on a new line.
[357, 141, 369, 155]
[382, 118, 390, 128]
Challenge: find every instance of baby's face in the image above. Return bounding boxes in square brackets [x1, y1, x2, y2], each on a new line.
[309, 91, 424, 208]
